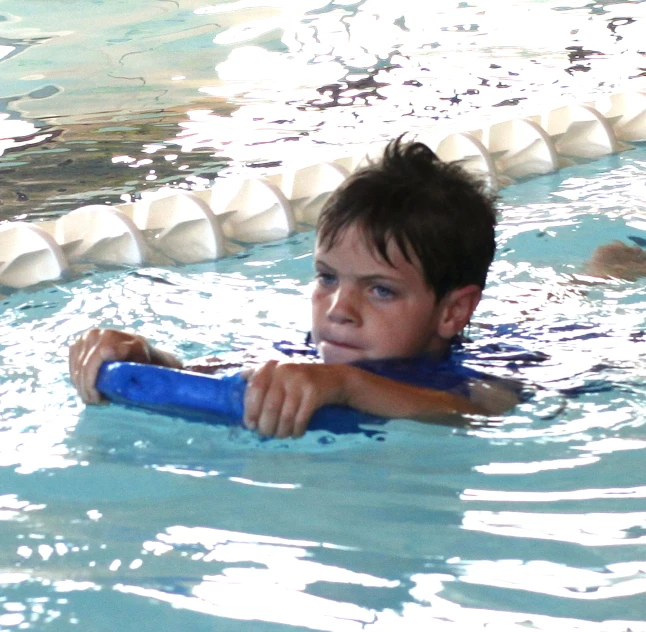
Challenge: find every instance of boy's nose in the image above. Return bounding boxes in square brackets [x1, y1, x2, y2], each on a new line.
[327, 287, 360, 324]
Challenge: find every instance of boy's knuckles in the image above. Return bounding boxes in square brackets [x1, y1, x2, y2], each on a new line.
[262, 398, 283, 416]
[249, 361, 276, 384]
[277, 405, 298, 433]
[259, 360, 279, 372]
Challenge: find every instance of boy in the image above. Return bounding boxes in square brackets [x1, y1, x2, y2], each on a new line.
[70, 136, 519, 437]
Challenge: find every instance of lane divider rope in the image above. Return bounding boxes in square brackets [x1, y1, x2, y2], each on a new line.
[1, 90, 645, 289]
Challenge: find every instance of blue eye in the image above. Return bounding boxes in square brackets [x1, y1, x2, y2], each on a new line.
[316, 272, 336, 286]
[373, 285, 395, 299]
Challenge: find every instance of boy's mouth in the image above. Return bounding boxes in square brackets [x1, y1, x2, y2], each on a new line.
[320, 337, 362, 351]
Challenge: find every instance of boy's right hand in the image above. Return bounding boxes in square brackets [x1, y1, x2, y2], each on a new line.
[69, 328, 182, 404]
[586, 241, 646, 280]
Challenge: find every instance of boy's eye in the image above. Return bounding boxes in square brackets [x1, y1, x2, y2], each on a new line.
[372, 285, 395, 299]
[316, 272, 337, 286]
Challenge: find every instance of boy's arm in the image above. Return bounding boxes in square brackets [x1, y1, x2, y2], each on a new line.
[342, 367, 488, 418]
[243, 362, 517, 438]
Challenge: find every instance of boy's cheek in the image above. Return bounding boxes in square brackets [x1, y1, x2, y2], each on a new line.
[308, 319, 323, 351]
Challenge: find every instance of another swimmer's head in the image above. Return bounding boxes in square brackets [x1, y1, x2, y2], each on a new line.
[311, 136, 498, 362]
[316, 135, 497, 301]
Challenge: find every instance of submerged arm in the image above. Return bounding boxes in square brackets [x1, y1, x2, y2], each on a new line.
[343, 367, 485, 417]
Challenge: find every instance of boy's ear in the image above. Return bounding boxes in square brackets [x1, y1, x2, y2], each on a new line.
[437, 284, 482, 339]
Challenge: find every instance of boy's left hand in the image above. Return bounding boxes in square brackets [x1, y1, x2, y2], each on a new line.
[242, 361, 349, 438]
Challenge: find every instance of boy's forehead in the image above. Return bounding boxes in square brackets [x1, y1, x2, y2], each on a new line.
[315, 224, 419, 271]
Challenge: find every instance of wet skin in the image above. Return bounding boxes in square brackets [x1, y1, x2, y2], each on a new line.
[310, 223, 447, 364]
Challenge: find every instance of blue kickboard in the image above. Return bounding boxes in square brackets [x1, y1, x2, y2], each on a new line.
[96, 362, 386, 434]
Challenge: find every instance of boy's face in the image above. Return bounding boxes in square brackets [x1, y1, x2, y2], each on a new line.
[311, 223, 449, 364]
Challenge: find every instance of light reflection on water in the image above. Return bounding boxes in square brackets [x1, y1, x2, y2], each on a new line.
[1, 0, 645, 219]
[461, 509, 646, 553]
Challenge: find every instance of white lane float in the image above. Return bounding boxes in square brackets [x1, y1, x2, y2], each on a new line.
[40, 205, 146, 266]
[194, 176, 294, 243]
[266, 161, 349, 227]
[0, 222, 67, 289]
[530, 103, 632, 159]
[119, 191, 225, 264]
[1, 89, 645, 289]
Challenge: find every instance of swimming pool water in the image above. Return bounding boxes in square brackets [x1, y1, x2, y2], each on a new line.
[2, 0, 646, 628]
[1, 145, 645, 630]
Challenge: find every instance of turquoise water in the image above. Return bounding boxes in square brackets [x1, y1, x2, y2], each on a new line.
[1, 146, 646, 629]
[2, 0, 646, 629]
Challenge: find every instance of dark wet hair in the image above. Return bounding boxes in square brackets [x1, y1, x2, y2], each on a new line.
[316, 135, 497, 300]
